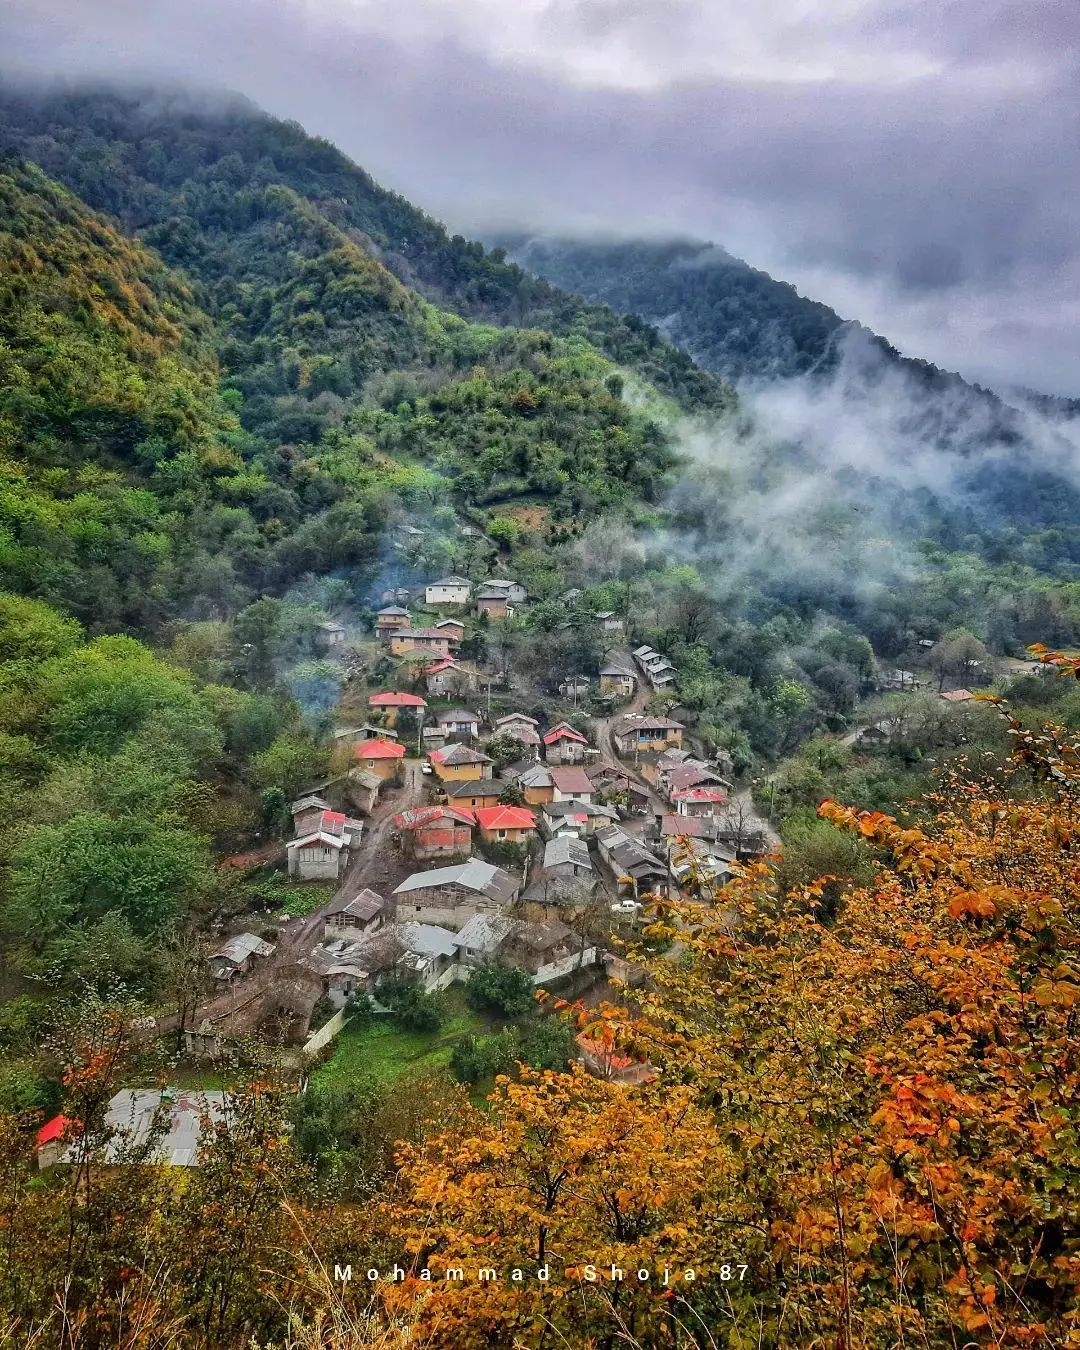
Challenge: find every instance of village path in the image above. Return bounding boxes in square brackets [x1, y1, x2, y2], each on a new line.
[281, 758, 426, 954]
[157, 762, 428, 1038]
[590, 684, 671, 829]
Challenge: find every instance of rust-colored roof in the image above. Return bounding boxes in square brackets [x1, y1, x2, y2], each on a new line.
[671, 787, 727, 803]
[355, 738, 406, 760]
[549, 766, 593, 795]
[473, 805, 537, 831]
[369, 691, 427, 707]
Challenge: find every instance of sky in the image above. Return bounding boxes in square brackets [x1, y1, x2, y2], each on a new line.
[2, 0, 1078, 395]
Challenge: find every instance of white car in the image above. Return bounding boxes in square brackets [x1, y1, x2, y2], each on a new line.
[610, 900, 644, 916]
[421, 762, 434, 775]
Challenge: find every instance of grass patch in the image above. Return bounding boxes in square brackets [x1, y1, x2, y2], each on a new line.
[312, 985, 492, 1089]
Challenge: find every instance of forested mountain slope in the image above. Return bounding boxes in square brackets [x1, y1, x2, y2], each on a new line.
[0, 86, 731, 415]
[0, 96, 714, 631]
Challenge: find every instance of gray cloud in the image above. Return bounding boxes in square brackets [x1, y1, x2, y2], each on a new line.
[1, 0, 1077, 392]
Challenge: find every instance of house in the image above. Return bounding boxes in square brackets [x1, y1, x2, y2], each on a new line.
[940, 688, 975, 703]
[35, 1113, 75, 1169]
[425, 576, 472, 606]
[576, 1035, 656, 1086]
[587, 762, 630, 795]
[707, 807, 772, 858]
[435, 707, 482, 739]
[368, 691, 427, 728]
[453, 913, 594, 985]
[332, 725, 395, 751]
[672, 786, 728, 817]
[595, 825, 669, 896]
[354, 738, 406, 781]
[542, 836, 593, 878]
[389, 628, 452, 658]
[208, 932, 275, 984]
[557, 675, 590, 698]
[323, 887, 387, 942]
[495, 713, 539, 736]
[643, 660, 676, 690]
[599, 662, 636, 697]
[374, 605, 410, 636]
[392, 922, 460, 991]
[394, 804, 475, 860]
[452, 912, 516, 966]
[483, 578, 527, 605]
[430, 742, 493, 781]
[442, 779, 504, 811]
[637, 746, 690, 789]
[633, 644, 677, 690]
[290, 793, 332, 836]
[346, 768, 383, 817]
[392, 859, 520, 928]
[540, 799, 619, 839]
[543, 722, 590, 764]
[611, 714, 685, 757]
[435, 618, 466, 641]
[497, 919, 597, 985]
[287, 809, 364, 881]
[303, 936, 380, 1007]
[39, 1090, 230, 1169]
[492, 712, 541, 748]
[549, 765, 595, 802]
[316, 620, 347, 651]
[522, 838, 597, 906]
[595, 611, 624, 635]
[424, 658, 478, 697]
[515, 762, 555, 805]
[666, 835, 738, 893]
[473, 804, 537, 845]
[882, 669, 919, 692]
[475, 586, 510, 619]
[855, 721, 892, 748]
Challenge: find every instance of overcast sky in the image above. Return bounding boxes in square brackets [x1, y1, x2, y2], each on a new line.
[2, 0, 1078, 394]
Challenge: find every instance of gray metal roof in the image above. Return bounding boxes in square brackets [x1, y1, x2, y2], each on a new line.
[212, 932, 274, 966]
[397, 922, 459, 959]
[543, 837, 593, 870]
[393, 859, 518, 903]
[90, 1089, 229, 1167]
[452, 913, 515, 953]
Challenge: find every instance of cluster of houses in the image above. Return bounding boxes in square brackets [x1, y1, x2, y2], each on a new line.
[633, 644, 677, 692]
[295, 856, 599, 1009]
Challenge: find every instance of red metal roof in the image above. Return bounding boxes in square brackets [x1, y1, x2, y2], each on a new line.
[473, 805, 537, 831]
[369, 691, 427, 707]
[355, 738, 406, 760]
[37, 1114, 73, 1146]
[671, 787, 727, 803]
[543, 724, 588, 745]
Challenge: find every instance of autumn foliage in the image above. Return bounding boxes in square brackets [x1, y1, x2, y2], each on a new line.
[0, 669, 1077, 1347]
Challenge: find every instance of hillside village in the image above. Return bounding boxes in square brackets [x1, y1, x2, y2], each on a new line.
[91, 552, 1022, 1122]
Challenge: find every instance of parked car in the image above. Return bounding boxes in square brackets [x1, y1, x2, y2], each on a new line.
[421, 762, 434, 775]
[610, 900, 644, 915]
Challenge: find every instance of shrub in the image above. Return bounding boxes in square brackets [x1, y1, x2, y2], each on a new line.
[466, 965, 536, 1018]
